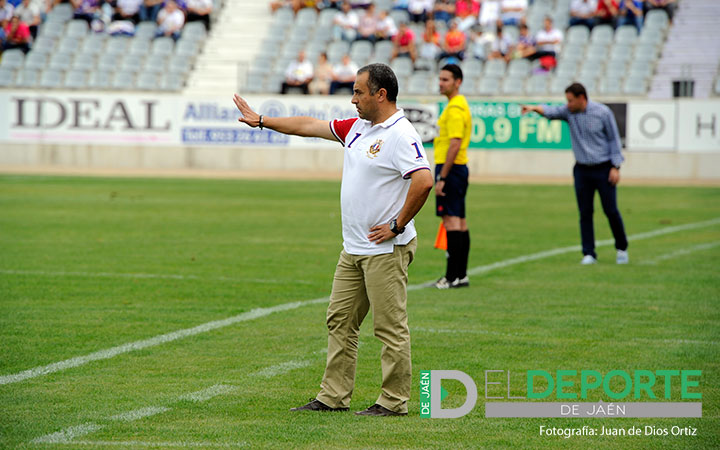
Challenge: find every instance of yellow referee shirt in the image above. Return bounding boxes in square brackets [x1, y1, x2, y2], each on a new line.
[433, 94, 471, 165]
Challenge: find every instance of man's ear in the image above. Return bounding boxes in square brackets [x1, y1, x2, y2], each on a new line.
[376, 88, 388, 103]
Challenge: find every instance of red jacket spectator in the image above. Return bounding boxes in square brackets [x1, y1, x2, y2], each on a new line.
[4, 15, 30, 52]
[596, 0, 619, 25]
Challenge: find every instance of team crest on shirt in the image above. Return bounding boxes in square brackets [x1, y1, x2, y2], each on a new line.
[366, 139, 384, 159]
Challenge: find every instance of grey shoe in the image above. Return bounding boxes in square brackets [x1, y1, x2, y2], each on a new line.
[616, 250, 629, 264]
[581, 255, 597, 265]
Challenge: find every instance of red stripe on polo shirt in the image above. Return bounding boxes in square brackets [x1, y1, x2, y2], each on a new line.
[330, 118, 358, 144]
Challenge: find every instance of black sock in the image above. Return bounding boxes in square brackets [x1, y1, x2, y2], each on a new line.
[446, 231, 463, 281]
[458, 230, 470, 279]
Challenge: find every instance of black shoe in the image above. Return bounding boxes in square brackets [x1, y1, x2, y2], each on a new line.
[450, 276, 469, 288]
[290, 398, 349, 412]
[354, 404, 407, 416]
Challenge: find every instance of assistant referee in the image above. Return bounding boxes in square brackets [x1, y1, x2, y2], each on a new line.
[434, 64, 472, 289]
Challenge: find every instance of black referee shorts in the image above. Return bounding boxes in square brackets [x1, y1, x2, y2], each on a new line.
[435, 164, 468, 218]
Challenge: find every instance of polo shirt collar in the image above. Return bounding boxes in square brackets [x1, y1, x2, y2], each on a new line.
[375, 108, 405, 128]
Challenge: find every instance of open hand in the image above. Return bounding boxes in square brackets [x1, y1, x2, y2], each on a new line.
[233, 94, 260, 128]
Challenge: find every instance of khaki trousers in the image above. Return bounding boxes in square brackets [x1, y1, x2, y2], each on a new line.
[316, 238, 416, 414]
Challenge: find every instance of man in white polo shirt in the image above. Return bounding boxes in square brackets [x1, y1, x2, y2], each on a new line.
[233, 63, 433, 416]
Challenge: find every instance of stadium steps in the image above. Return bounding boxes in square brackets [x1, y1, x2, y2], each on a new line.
[649, 0, 720, 99]
[184, 0, 273, 95]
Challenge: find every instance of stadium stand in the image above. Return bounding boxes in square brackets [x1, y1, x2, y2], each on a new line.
[0, 0, 218, 91]
[223, 0, 679, 97]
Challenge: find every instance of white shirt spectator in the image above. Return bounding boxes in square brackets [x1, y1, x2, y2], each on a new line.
[333, 60, 359, 81]
[0, 1, 14, 21]
[357, 10, 377, 36]
[186, 0, 213, 11]
[501, 0, 527, 23]
[535, 27, 563, 52]
[479, 0, 501, 27]
[408, 0, 433, 14]
[13, 2, 40, 24]
[285, 59, 314, 83]
[376, 15, 397, 37]
[490, 34, 512, 55]
[334, 9, 359, 29]
[158, 8, 185, 33]
[117, 0, 142, 15]
[570, 0, 598, 17]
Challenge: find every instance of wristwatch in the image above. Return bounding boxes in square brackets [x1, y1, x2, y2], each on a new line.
[436, 174, 446, 182]
[390, 219, 405, 235]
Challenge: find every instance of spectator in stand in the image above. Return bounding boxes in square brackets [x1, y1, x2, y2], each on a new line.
[618, 0, 643, 32]
[12, 0, 41, 39]
[569, 0, 597, 29]
[71, 0, 101, 26]
[529, 16, 563, 60]
[140, 0, 163, 22]
[419, 18, 440, 59]
[270, 0, 304, 14]
[186, 0, 213, 30]
[510, 22, 535, 59]
[309, 52, 333, 95]
[155, 0, 184, 40]
[330, 53, 358, 94]
[645, 0, 675, 22]
[488, 25, 512, 60]
[407, 0, 432, 23]
[455, 0, 480, 33]
[281, 50, 314, 94]
[113, 0, 142, 23]
[500, 0, 527, 26]
[479, 0, 501, 28]
[392, 0, 409, 11]
[439, 18, 467, 61]
[595, 0, 619, 27]
[3, 15, 30, 52]
[391, 19, 417, 62]
[433, 0, 455, 25]
[316, 0, 341, 10]
[356, 2, 377, 42]
[375, 9, 397, 41]
[469, 25, 494, 61]
[333, 1, 358, 42]
[0, 0, 13, 23]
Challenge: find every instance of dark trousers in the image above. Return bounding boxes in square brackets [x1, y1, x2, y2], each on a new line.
[573, 162, 628, 258]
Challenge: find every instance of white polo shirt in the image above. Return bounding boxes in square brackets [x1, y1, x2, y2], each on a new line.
[330, 109, 430, 256]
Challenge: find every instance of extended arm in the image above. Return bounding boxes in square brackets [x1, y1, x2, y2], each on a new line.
[233, 94, 336, 141]
[368, 169, 434, 244]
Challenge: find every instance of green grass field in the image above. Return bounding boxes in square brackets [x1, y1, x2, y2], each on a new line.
[1, 175, 718, 449]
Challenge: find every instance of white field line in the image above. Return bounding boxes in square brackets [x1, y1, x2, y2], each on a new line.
[3, 217, 719, 387]
[177, 384, 238, 402]
[31, 423, 104, 444]
[0, 297, 327, 386]
[0, 269, 312, 285]
[109, 407, 171, 422]
[31, 356, 319, 446]
[640, 241, 720, 265]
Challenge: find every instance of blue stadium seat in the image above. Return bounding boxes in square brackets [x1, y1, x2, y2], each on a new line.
[0, 49, 25, 70]
[40, 69, 64, 88]
[477, 77, 500, 96]
[64, 70, 87, 89]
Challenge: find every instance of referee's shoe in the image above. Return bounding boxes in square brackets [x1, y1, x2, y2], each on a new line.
[435, 276, 470, 289]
